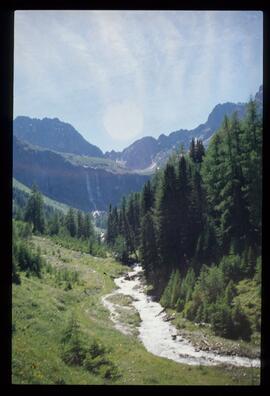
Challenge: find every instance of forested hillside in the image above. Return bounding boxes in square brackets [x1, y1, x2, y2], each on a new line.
[12, 100, 261, 385]
[106, 99, 262, 342]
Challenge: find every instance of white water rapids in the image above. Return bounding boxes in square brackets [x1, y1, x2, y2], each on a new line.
[102, 264, 260, 368]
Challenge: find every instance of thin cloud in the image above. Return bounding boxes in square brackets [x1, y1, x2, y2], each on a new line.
[14, 10, 262, 152]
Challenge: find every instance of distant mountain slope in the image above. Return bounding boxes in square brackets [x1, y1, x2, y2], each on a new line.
[13, 177, 71, 214]
[13, 136, 149, 211]
[13, 116, 103, 158]
[105, 85, 262, 170]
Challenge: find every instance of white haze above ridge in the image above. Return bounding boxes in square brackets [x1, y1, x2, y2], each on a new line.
[14, 10, 262, 152]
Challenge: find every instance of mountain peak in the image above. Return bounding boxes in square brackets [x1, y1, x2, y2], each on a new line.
[14, 116, 103, 158]
[104, 85, 262, 171]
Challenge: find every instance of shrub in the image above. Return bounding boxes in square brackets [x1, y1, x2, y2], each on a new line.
[113, 235, 129, 263]
[83, 354, 109, 373]
[16, 242, 43, 277]
[220, 255, 243, 282]
[231, 302, 252, 341]
[62, 339, 86, 366]
[210, 302, 233, 338]
[12, 253, 21, 284]
[61, 315, 86, 366]
[60, 316, 120, 379]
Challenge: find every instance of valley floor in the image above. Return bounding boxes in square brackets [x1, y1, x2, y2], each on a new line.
[12, 236, 260, 385]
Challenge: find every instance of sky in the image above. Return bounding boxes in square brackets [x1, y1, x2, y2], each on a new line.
[14, 10, 263, 152]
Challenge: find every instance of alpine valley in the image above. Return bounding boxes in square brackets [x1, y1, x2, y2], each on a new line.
[13, 85, 262, 212]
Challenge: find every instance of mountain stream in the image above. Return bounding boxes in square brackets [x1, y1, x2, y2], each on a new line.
[102, 264, 260, 368]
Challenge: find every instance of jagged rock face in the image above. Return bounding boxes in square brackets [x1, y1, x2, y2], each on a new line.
[104, 86, 262, 170]
[13, 116, 103, 158]
[13, 137, 149, 211]
[13, 86, 262, 210]
[120, 137, 160, 169]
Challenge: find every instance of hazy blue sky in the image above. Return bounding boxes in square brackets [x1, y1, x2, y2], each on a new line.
[14, 10, 263, 152]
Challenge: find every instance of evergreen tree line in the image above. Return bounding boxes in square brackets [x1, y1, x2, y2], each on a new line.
[12, 220, 44, 283]
[12, 185, 106, 282]
[14, 184, 96, 240]
[106, 100, 262, 340]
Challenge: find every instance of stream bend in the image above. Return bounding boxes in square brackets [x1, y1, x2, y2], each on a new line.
[102, 264, 260, 368]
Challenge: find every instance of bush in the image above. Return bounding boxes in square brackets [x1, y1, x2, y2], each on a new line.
[12, 253, 21, 284]
[210, 302, 233, 338]
[231, 302, 252, 341]
[100, 362, 120, 380]
[61, 315, 86, 366]
[254, 256, 261, 286]
[184, 300, 197, 321]
[61, 316, 120, 379]
[220, 255, 243, 282]
[62, 339, 86, 366]
[83, 354, 109, 373]
[15, 242, 43, 277]
[113, 235, 129, 263]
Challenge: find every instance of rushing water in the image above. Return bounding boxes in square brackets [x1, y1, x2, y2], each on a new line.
[102, 264, 260, 368]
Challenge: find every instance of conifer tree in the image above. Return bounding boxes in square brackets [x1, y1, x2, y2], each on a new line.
[141, 180, 154, 216]
[66, 208, 77, 237]
[241, 100, 262, 248]
[175, 155, 191, 269]
[106, 204, 114, 245]
[83, 212, 94, 239]
[189, 138, 196, 162]
[49, 211, 60, 235]
[156, 164, 179, 277]
[24, 184, 45, 234]
[140, 212, 159, 282]
[77, 210, 84, 239]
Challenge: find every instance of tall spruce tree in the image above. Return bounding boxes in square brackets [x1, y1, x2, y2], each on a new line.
[77, 210, 84, 239]
[24, 185, 45, 234]
[241, 100, 262, 249]
[66, 208, 77, 237]
[140, 212, 159, 282]
[175, 155, 191, 270]
[157, 163, 179, 277]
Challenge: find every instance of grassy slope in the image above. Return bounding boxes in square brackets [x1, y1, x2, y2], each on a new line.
[12, 236, 260, 385]
[13, 178, 70, 214]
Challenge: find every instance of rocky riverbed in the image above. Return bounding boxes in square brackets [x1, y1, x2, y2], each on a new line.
[102, 264, 260, 368]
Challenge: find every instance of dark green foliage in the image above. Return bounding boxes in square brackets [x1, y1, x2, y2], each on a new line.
[65, 208, 77, 237]
[210, 302, 234, 338]
[180, 268, 196, 303]
[231, 302, 252, 341]
[224, 280, 237, 306]
[202, 103, 261, 254]
[220, 255, 243, 283]
[160, 270, 181, 308]
[83, 213, 95, 239]
[48, 212, 60, 235]
[106, 205, 118, 246]
[76, 210, 84, 238]
[141, 180, 154, 216]
[61, 315, 120, 380]
[61, 315, 87, 366]
[24, 185, 45, 234]
[254, 257, 261, 286]
[106, 104, 261, 342]
[189, 138, 205, 164]
[15, 242, 43, 277]
[12, 255, 21, 284]
[157, 164, 179, 275]
[140, 212, 159, 282]
[113, 235, 129, 264]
